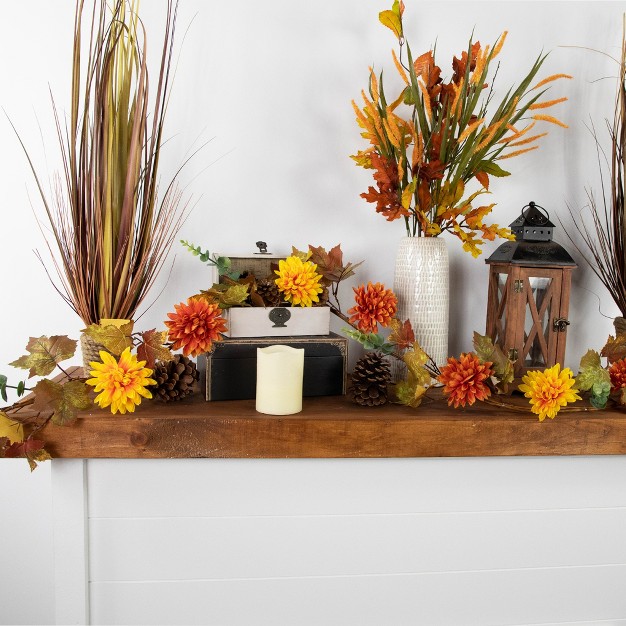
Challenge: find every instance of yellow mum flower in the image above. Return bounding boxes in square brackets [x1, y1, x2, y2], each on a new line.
[86, 347, 156, 415]
[518, 364, 581, 421]
[274, 255, 324, 307]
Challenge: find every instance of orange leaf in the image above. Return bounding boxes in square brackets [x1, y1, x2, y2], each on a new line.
[389, 318, 415, 350]
[475, 171, 489, 190]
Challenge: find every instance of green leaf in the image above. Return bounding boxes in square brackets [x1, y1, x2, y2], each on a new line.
[342, 327, 385, 350]
[576, 349, 610, 391]
[0, 375, 7, 402]
[215, 256, 232, 274]
[10, 336, 77, 378]
[473, 332, 495, 362]
[477, 161, 511, 177]
[590, 390, 610, 409]
[472, 332, 514, 385]
[16, 381, 25, 397]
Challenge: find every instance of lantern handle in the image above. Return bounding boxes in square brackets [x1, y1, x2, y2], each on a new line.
[521, 201, 550, 225]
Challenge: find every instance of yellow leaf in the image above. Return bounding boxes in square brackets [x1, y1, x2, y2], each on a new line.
[0, 411, 24, 444]
[379, 0, 403, 39]
[401, 179, 417, 209]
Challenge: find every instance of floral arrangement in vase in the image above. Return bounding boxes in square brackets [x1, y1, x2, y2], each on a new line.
[352, 0, 571, 255]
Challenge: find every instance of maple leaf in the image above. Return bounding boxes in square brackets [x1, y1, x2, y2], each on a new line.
[4, 438, 50, 471]
[395, 376, 428, 408]
[473, 331, 515, 389]
[601, 334, 626, 364]
[0, 411, 24, 443]
[403, 343, 432, 381]
[83, 323, 133, 356]
[33, 379, 92, 426]
[413, 50, 442, 93]
[308, 244, 364, 284]
[452, 41, 481, 83]
[388, 318, 415, 350]
[136, 330, 173, 369]
[10, 336, 77, 378]
[219, 284, 250, 309]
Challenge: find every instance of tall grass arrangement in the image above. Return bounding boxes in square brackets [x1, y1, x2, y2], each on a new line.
[565, 18, 626, 319]
[12, 0, 187, 325]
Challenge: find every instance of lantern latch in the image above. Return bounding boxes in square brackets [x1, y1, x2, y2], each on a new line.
[514, 279, 524, 293]
[553, 317, 570, 333]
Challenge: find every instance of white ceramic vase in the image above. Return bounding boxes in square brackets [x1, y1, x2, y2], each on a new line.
[392, 236, 449, 368]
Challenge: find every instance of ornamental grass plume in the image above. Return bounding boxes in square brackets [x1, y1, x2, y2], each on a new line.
[437, 352, 494, 408]
[86, 347, 156, 415]
[274, 256, 324, 307]
[519, 364, 581, 421]
[347, 282, 398, 333]
[10, 0, 189, 325]
[165, 297, 228, 357]
[563, 19, 626, 318]
[352, 1, 571, 255]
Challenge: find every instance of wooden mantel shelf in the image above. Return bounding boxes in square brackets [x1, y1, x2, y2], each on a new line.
[33, 390, 626, 459]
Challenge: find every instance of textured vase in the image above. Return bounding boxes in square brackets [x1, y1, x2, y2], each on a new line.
[392, 236, 449, 368]
[80, 318, 133, 374]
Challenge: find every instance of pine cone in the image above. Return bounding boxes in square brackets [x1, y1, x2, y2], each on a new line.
[349, 352, 391, 406]
[153, 354, 199, 402]
[314, 284, 330, 307]
[257, 278, 282, 307]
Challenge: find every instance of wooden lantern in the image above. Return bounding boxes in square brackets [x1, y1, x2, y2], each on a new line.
[485, 201, 577, 377]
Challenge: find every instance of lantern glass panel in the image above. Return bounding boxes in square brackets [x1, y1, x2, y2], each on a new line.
[523, 276, 553, 368]
[496, 273, 508, 345]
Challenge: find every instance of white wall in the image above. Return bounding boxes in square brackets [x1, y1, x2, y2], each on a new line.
[1, 2, 626, 625]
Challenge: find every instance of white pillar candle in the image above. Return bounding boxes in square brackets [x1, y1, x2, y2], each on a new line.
[256, 345, 305, 415]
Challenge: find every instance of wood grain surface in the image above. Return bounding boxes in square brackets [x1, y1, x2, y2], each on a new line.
[29, 387, 626, 459]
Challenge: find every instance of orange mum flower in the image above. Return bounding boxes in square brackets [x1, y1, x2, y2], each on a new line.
[347, 282, 398, 333]
[165, 297, 227, 357]
[438, 352, 494, 408]
[609, 358, 626, 390]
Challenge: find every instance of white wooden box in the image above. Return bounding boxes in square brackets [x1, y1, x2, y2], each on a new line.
[224, 306, 330, 338]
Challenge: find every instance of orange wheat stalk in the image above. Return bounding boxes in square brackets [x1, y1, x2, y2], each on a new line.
[458, 117, 484, 143]
[499, 145, 539, 159]
[491, 31, 508, 59]
[531, 74, 573, 90]
[529, 97, 568, 110]
[392, 49, 409, 85]
[533, 113, 569, 128]
[506, 132, 548, 148]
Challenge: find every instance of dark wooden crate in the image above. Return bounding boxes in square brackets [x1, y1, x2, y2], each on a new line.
[197, 333, 348, 401]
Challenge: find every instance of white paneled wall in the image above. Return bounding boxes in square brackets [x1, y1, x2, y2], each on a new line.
[48, 457, 626, 625]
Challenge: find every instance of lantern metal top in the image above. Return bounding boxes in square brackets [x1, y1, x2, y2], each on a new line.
[510, 201, 555, 242]
[486, 201, 577, 267]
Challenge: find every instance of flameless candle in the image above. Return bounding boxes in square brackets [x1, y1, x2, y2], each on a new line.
[255, 345, 305, 415]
